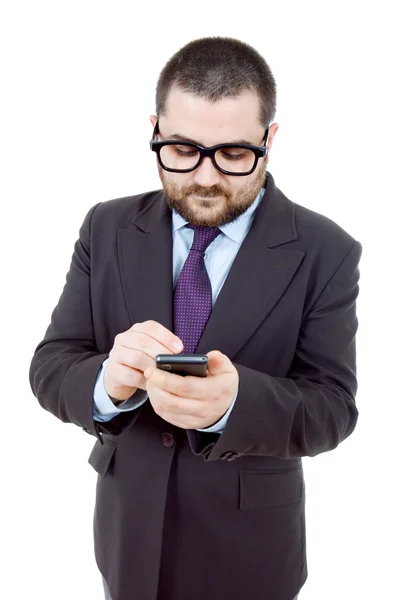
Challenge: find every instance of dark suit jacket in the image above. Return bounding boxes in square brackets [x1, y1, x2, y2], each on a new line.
[29, 171, 362, 600]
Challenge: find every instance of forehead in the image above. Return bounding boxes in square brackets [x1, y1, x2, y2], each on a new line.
[163, 86, 263, 146]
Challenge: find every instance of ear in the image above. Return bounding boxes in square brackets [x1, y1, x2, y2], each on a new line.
[150, 114, 158, 128]
[268, 122, 279, 142]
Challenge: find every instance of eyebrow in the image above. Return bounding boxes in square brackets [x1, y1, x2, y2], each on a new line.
[167, 132, 256, 146]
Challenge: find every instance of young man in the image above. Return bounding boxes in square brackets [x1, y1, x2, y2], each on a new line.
[29, 36, 362, 600]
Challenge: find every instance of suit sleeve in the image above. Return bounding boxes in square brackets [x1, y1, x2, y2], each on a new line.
[28, 203, 144, 443]
[187, 239, 362, 461]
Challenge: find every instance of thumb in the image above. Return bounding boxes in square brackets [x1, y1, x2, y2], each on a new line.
[206, 350, 228, 375]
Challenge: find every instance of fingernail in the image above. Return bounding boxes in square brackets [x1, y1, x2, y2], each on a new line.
[173, 341, 183, 352]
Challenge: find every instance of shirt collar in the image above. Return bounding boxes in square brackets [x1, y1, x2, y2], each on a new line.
[171, 185, 265, 243]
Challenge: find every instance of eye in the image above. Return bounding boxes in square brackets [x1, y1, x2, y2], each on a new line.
[176, 149, 197, 157]
[219, 148, 253, 161]
[174, 145, 198, 157]
[222, 151, 246, 161]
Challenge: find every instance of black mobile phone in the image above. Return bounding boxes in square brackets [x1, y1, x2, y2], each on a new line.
[156, 354, 208, 377]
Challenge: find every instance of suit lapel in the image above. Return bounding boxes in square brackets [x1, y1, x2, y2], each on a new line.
[117, 195, 174, 336]
[117, 172, 305, 359]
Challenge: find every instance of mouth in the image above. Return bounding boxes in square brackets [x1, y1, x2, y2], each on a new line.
[192, 194, 222, 199]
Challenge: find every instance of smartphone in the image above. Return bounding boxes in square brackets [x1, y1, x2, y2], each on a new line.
[156, 354, 208, 377]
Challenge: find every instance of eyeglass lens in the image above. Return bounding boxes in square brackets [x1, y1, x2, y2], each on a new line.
[159, 144, 256, 173]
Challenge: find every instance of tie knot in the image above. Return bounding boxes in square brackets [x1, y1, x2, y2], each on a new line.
[186, 224, 221, 254]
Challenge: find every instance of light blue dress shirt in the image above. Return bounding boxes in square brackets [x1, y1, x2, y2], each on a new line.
[93, 185, 265, 433]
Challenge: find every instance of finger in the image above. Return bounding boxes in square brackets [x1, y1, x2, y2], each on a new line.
[121, 332, 182, 364]
[112, 361, 147, 391]
[129, 321, 183, 353]
[145, 368, 211, 401]
[110, 347, 150, 390]
[115, 346, 153, 372]
[206, 350, 231, 374]
[148, 385, 203, 417]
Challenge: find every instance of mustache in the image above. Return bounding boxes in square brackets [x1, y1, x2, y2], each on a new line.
[186, 189, 224, 198]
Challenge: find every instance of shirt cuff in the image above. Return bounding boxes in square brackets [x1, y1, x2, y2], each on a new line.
[195, 387, 238, 434]
[93, 357, 149, 422]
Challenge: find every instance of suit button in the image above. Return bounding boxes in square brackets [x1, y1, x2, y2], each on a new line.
[161, 432, 175, 447]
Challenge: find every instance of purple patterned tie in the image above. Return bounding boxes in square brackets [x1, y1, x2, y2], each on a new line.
[173, 224, 222, 354]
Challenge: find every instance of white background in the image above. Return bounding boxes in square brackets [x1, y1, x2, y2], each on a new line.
[1, 1, 399, 598]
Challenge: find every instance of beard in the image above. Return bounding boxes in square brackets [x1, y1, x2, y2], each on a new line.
[157, 158, 268, 228]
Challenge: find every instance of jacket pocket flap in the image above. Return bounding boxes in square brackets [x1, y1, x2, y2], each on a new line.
[239, 467, 303, 510]
[88, 438, 116, 477]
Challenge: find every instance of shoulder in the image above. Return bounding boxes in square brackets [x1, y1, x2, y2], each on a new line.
[291, 201, 362, 269]
[88, 188, 163, 229]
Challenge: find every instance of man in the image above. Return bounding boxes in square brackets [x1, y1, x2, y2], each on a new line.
[29, 36, 362, 600]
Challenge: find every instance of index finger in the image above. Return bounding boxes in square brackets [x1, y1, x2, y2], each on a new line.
[130, 320, 183, 353]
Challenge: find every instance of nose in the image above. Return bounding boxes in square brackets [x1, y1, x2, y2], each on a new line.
[192, 156, 221, 188]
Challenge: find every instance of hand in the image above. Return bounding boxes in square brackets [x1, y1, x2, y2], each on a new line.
[143, 350, 239, 430]
[103, 321, 184, 403]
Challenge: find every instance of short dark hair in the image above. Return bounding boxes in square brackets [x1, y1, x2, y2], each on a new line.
[155, 36, 277, 130]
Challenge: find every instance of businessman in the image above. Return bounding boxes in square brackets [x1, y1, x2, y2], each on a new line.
[29, 36, 362, 600]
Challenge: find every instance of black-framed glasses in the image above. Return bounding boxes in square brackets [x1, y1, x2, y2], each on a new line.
[149, 120, 269, 176]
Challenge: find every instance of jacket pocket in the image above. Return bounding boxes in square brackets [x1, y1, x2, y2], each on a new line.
[239, 467, 303, 510]
[88, 437, 117, 477]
